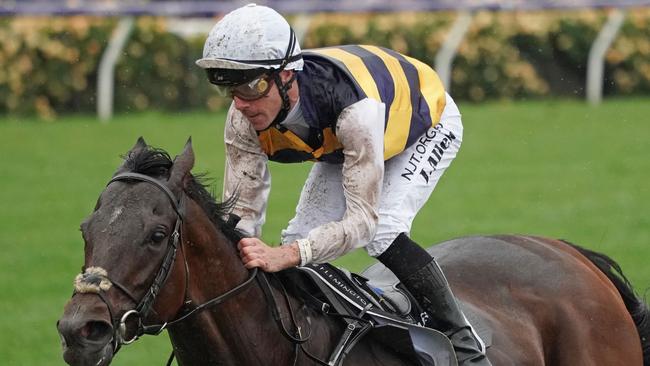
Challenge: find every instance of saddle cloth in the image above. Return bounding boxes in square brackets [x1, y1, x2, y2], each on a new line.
[284, 262, 492, 366]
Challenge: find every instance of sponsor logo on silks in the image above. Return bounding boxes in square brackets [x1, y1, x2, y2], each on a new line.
[401, 123, 457, 183]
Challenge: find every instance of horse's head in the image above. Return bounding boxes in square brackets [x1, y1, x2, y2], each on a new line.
[57, 137, 195, 366]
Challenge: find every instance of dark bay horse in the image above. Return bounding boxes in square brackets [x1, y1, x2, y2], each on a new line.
[58, 138, 650, 366]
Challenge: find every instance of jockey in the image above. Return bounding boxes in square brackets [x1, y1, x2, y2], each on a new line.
[196, 4, 490, 365]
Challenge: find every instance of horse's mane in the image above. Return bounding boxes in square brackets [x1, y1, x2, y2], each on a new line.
[121, 145, 243, 242]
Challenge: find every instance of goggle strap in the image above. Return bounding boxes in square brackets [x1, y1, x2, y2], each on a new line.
[215, 53, 302, 67]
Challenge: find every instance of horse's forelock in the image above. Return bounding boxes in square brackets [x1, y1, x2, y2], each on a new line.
[122, 146, 173, 179]
[120, 143, 242, 241]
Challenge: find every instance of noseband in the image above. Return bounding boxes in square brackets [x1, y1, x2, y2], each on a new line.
[74, 172, 258, 353]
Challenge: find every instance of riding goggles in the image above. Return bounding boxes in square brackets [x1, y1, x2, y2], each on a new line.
[214, 76, 273, 101]
[205, 67, 273, 100]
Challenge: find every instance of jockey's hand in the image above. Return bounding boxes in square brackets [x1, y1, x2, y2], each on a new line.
[237, 238, 301, 272]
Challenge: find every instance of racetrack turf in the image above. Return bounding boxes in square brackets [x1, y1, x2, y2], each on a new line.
[1, 97, 648, 365]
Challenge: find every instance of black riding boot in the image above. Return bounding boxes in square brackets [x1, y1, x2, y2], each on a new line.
[378, 233, 491, 366]
[403, 259, 491, 365]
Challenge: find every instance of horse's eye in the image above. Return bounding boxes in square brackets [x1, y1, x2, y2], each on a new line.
[151, 231, 166, 244]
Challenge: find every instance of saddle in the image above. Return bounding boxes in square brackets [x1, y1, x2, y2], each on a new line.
[280, 261, 492, 366]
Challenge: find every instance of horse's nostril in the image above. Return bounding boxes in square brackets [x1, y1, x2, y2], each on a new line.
[81, 321, 112, 342]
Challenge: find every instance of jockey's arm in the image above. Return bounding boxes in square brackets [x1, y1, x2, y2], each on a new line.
[301, 98, 385, 264]
[228, 99, 385, 272]
[223, 104, 270, 238]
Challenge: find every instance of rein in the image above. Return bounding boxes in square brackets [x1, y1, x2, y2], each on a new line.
[75, 172, 344, 365]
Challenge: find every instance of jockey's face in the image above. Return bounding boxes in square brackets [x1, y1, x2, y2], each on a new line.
[233, 70, 295, 131]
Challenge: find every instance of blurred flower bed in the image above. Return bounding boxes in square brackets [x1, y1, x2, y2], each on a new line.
[1, 8, 649, 118]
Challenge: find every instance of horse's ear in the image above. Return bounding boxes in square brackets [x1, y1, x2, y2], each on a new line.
[114, 137, 148, 175]
[133, 137, 147, 150]
[168, 138, 194, 191]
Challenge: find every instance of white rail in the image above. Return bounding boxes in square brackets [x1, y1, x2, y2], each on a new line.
[292, 13, 313, 44]
[97, 17, 134, 122]
[435, 11, 474, 92]
[586, 9, 625, 105]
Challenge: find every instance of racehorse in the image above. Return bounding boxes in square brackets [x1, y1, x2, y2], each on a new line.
[57, 138, 649, 366]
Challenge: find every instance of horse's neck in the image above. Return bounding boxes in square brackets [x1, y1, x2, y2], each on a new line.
[167, 200, 307, 365]
[182, 204, 248, 295]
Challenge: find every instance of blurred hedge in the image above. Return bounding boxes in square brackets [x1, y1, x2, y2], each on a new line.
[0, 16, 216, 119]
[1, 9, 649, 119]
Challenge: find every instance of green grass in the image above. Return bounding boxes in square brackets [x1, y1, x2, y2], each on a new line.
[1, 98, 649, 365]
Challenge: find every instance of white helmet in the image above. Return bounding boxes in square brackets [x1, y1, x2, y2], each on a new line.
[196, 3, 303, 72]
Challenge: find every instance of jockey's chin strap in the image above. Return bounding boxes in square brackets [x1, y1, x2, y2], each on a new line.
[269, 27, 299, 128]
[269, 71, 297, 127]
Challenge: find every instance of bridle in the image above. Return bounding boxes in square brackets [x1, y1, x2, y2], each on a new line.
[75, 171, 336, 365]
[75, 172, 259, 354]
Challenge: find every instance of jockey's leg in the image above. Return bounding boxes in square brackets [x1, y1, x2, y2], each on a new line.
[367, 96, 489, 365]
[378, 233, 491, 366]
